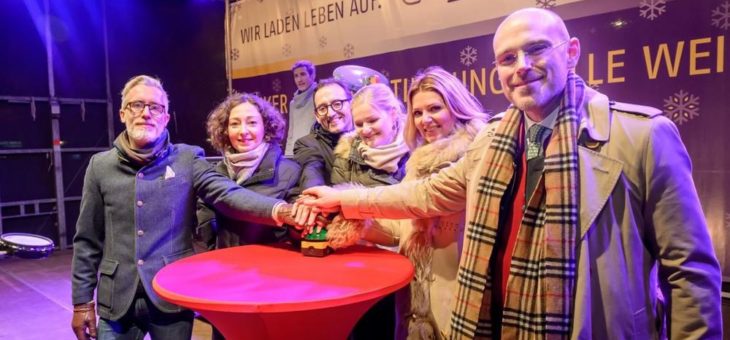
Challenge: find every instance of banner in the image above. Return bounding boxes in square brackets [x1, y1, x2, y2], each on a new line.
[232, 0, 730, 276]
[229, 0, 584, 78]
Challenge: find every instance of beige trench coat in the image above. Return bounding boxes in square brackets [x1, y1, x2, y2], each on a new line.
[339, 88, 721, 339]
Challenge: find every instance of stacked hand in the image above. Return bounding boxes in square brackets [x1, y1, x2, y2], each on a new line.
[290, 186, 345, 234]
[275, 203, 327, 235]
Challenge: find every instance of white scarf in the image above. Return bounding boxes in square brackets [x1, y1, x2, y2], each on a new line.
[355, 129, 409, 173]
[224, 142, 269, 184]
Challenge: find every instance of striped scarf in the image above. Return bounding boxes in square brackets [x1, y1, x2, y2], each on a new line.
[450, 73, 584, 339]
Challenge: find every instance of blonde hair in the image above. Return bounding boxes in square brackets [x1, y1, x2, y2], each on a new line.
[351, 83, 405, 132]
[404, 66, 489, 150]
[120, 75, 169, 112]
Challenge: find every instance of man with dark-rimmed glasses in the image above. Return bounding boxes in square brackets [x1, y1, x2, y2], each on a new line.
[292, 77, 397, 340]
[71, 75, 308, 340]
[292, 78, 354, 191]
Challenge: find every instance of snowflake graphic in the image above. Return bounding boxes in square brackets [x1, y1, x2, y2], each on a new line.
[535, 0, 556, 9]
[459, 45, 478, 66]
[639, 0, 666, 20]
[230, 48, 240, 61]
[343, 43, 355, 59]
[663, 90, 700, 125]
[380, 69, 391, 79]
[318, 36, 327, 48]
[272, 79, 282, 93]
[711, 1, 730, 30]
[282, 43, 291, 57]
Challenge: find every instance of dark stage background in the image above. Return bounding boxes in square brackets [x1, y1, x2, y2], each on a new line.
[0, 0, 227, 248]
[1, 0, 728, 281]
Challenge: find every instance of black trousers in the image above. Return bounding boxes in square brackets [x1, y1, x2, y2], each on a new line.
[349, 293, 396, 340]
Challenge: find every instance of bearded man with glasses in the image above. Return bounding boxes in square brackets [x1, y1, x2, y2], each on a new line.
[70, 75, 309, 340]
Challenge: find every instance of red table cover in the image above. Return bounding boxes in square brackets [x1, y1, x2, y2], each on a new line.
[153, 244, 414, 339]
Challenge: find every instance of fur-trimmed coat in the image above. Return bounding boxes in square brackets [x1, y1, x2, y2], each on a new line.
[328, 127, 480, 339]
[324, 131, 409, 249]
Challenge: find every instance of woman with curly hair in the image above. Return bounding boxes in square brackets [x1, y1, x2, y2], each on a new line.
[197, 92, 301, 250]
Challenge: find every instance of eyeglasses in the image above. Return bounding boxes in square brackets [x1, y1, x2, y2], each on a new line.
[125, 101, 166, 117]
[315, 98, 350, 117]
[493, 40, 569, 67]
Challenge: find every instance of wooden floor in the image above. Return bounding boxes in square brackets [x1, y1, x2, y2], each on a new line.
[1, 249, 728, 339]
[0, 249, 212, 340]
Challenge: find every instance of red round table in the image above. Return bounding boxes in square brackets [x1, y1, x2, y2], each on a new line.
[152, 244, 414, 340]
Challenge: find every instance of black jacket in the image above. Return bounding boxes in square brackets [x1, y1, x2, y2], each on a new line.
[196, 144, 301, 248]
[291, 123, 342, 191]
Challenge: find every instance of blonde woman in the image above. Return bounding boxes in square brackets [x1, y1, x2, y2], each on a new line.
[330, 83, 410, 186]
[327, 82, 410, 339]
[327, 66, 489, 339]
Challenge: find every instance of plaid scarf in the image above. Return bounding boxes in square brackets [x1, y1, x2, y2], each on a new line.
[450, 73, 584, 339]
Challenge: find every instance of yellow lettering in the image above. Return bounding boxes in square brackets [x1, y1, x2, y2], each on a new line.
[402, 78, 410, 103]
[588, 53, 604, 86]
[280, 94, 288, 113]
[470, 68, 487, 96]
[643, 42, 684, 79]
[489, 68, 503, 95]
[607, 49, 626, 83]
[264, 94, 287, 113]
[390, 78, 403, 101]
[717, 35, 725, 73]
[689, 37, 712, 75]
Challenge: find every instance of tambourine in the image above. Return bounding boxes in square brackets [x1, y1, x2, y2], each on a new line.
[0, 233, 55, 259]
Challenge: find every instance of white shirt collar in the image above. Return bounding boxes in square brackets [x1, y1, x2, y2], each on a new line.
[524, 105, 559, 132]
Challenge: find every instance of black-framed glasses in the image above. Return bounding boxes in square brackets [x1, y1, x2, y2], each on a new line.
[315, 98, 350, 117]
[493, 40, 569, 67]
[125, 101, 166, 117]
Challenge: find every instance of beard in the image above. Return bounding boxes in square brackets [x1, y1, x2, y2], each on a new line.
[128, 126, 162, 147]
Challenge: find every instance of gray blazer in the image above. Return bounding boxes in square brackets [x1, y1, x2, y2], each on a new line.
[71, 143, 280, 320]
